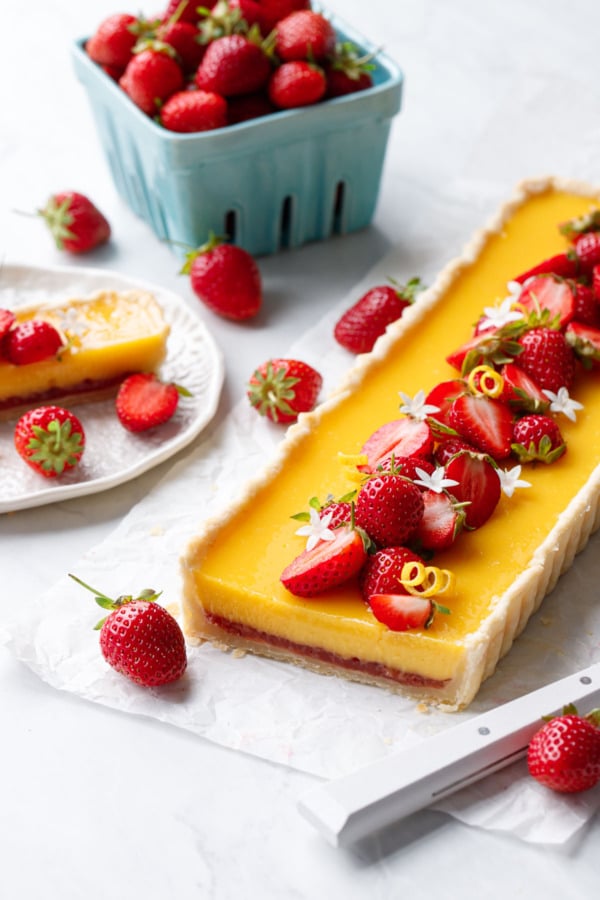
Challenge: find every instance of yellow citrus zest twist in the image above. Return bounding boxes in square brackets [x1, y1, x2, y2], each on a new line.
[337, 452, 369, 483]
[467, 364, 504, 399]
[400, 562, 455, 598]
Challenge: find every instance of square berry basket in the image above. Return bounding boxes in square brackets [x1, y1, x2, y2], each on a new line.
[71, 13, 403, 257]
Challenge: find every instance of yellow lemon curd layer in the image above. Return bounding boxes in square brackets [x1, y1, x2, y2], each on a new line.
[182, 178, 600, 708]
[0, 290, 169, 410]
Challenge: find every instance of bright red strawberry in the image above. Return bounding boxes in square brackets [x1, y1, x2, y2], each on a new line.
[195, 34, 271, 96]
[511, 414, 566, 463]
[86, 13, 141, 70]
[4, 319, 63, 365]
[516, 275, 575, 328]
[38, 191, 111, 254]
[325, 41, 375, 98]
[274, 10, 336, 61]
[512, 252, 578, 284]
[499, 362, 550, 413]
[182, 234, 262, 320]
[571, 283, 600, 327]
[444, 450, 501, 529]
[517, 326, 576, 392]
[448, 393, 514, 461]
[268, 60, 326, 108]
[70, 574, 187, 687]
[116, 373, 185, 432]
[425, 378, 466, 428]
[160, 90, 228, 132]
[333, 278, 422, 354]
[574, 231, 600, 274]
[281, 523, 368, 597]
[247, 358, 322, 423]
[368, 591, 448, 632]
[433, 437, 477, 466]
[360, 418, 434, 470]
[119, 46, 184, 115]
[360, 546, 424, 601]
[414, 489, 465, 551]
[0, 308, 16, 345]
[527, 707, 600, 793]
[243, 0, 311, 34]
[292, 492, 356, 531]
[158, 20, 206, 73]
[14, 406, 85, 477]
[565, 320, 600, 368]
[355, 473, 424, 547]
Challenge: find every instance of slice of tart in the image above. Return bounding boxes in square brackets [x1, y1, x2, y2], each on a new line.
[181, 177, 600, 710]
[0, 289, 169, 417]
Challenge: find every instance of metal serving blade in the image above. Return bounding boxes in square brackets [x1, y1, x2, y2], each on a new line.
[298, 662, 600, 847]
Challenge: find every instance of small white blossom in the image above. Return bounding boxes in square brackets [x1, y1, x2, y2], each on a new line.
[498, 465, 531, 498]
[55, 306, 88, 338]
[542, 387, 584, 422]
[413, 466, 459, 494]
[295, 507, 336, 551]
[479, 296, 524, 330]
[398, 389, 440, 421]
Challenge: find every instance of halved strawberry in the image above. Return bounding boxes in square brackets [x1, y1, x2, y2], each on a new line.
[444, 450, 501, 529]
[565, 320, 600, 368]
[515, 275, 575, 328]
[446, 326, 522, 375]
[512, 252, 578, 284]
[360, 418, 433, 470]
[116, 373, 187, 432]
[368, 592, 447, 631]
[0, 308, 16, 345]
[425, 379, 465, 428]
[448, 393, 514, 460]
[500, 362, 550, 413]
[414, 489, 465, 551]
[280, 523, 368, 597]
[359, 546, 424, 601]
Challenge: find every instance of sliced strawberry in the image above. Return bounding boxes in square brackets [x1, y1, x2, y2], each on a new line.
[368, 592, 434, 631]
[500, 362, 550, 413]
[360, 418, 433, 470]
[414, 490, 465, 551]
[360, 546, 424, 601]
[116, 373, 184, 432]
[516, 275, 575, 328]
[280, 524, 367, 597]
[512, 252, 578, 284]
[565, 321, 600, 368]
[444, 450, 501, 529]
[448, 393, 514, 461]
[0, 308, 16, 343]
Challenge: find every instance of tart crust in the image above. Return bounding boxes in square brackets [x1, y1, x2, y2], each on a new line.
[181, 176, 600, 709]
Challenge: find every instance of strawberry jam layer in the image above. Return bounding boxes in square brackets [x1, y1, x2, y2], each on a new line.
[206, 613, 450, 690]
[0, 374, 127, 412]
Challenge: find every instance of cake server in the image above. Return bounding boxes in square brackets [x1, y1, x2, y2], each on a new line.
[297, 661, 600, 846]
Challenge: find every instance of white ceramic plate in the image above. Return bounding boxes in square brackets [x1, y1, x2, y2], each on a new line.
[0, 263, 224, 513]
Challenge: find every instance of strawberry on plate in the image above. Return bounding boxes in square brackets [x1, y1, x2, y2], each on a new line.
[4, 319, 63, 365]
[448, 393, 514, 461]
[116, 373, 187, 432]
[182, 234, 262, 320]
[355, 472, 424, 547]
[333, 277, 422, 354]
[281, 522, 368, 597]
[14, 406, 85, 477]
[527, 705, 600, 793]
[70, 574, 187, 687]
[38, 191, 111, 254]
[444, 450, 501, 529]
[368, 591, 449, 632]
[0, 308, 16, 347]
[247, 358, 322, 423]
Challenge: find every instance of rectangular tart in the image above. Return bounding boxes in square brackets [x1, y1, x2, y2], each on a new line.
[181, 177, 600, 710]
[0, 289, 169, 416]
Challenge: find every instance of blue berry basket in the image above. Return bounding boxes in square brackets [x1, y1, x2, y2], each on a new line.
[72, 12, 403, 257]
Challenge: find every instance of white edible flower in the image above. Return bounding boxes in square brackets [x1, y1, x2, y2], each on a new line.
[55, 306, 88, 338]
[479, 295, 524, 330]
[295, 507, 336, 551]
[398, 389, 440, 421]
[413, 466, 459, 494]
[542, 387, 584, 422]
[497, 465, 531, 498]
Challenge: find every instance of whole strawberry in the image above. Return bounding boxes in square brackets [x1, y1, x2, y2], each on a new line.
[355, 472, 424, 547]
[334, 277, 422, 354]
[268, 60, 326, 108]
[158, 20, 207, 73]
[233, 0, 311, 34]
[325, 41, 375, 98]
[14, 406, 85, 477]
[517, 326, 576, 393]
[527, 706, 600, 793]
[119, 46, 184, 115]
[116, 373, 188, 432]
[195, 34, 271, 96]
[70, 574, 187, 687]
[160, 90, 228, 132]
[360, 546, 424, 601]
[182, 234, 262, 320]
[38, 192, 111, 254]
[274, 10, 336, 61]
[247, 358, 322, 422]
[86, 13, 140, 70]
[3, 319, 63, 365]
[511, 414, 566, 463]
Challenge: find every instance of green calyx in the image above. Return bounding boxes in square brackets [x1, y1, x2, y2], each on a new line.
[179, 231, 225, 275]
[39, 196, 76, 250]
[26, 418, 83, 474]
[248, 361, 301, 420]
[68, 574, 162, 630]
[330, 40, 377, 78]
[559, 210, 600, 239]
[511, 436, 566, 465]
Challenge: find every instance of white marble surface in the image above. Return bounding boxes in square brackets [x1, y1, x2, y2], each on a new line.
[1, 0, 600, 896]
